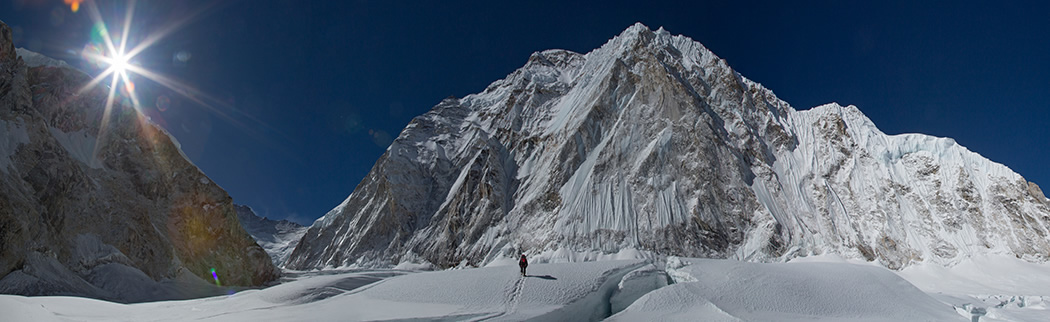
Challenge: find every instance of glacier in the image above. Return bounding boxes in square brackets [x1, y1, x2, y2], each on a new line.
[287, 23, 1050, 271]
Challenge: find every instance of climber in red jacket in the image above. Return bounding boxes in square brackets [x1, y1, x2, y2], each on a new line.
[519, 254, 528, 277]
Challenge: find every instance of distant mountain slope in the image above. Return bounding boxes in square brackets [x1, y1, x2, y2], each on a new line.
[235, 205, 306, 267]
[0, 21, 277, 302]
[287, 23, 1050, 270]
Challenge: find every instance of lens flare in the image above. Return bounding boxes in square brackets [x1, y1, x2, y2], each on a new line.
[77, 1, 285, 142]
[156, 95, 171, 112]
[64, 0, 82, 13]
[210, 268, 221, 287]
[75, 0, 303, 176]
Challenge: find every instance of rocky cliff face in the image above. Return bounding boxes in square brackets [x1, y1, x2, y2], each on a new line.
[287, 23, 1050, 270]
[0, 21, 278, 302]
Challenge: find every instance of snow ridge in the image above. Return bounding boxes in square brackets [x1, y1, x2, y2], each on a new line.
[15, 48, 74, 69]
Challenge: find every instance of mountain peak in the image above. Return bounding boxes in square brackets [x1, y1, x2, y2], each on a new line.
[288, 25, 1050, 271]
[621, 22, 654, 37]
[604, 22, 659, 53]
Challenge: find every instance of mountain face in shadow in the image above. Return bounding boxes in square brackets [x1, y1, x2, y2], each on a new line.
[0, 20, 278, 302]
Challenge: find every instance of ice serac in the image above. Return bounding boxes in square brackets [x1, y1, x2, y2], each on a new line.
[287, 23, 1050, 270]
[0, 21, 278, 302]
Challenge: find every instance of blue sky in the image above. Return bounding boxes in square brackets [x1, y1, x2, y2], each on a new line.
[4, 1, 1048, 224]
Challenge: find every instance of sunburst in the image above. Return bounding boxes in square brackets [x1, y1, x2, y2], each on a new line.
[75, 0, 283, 160]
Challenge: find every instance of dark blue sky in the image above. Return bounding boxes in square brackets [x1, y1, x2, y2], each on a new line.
[4, 1, 1048, 224]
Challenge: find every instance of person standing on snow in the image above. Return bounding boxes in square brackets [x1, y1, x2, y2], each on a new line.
[519, 254, 528, 277]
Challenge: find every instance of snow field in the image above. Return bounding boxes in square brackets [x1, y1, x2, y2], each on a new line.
[0, 270, 408, 322]
[898, 254, 1050, 322]
[340, 259, 648, 321]
[0, 260, 653, 321]
[6, 256, 1050, 321]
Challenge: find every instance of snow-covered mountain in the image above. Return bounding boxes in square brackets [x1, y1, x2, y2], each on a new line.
[235, 205, 306, 267]
[0, 21, 278, 302]
[287, 23, 1050, 270]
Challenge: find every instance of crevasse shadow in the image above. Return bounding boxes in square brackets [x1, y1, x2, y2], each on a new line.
[528, 275, 556, 280]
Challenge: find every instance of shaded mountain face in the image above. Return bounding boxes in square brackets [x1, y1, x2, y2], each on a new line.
[287, 23, 1050, 270]
[0, 21, 278, 301]
[235, 205, 306, 267]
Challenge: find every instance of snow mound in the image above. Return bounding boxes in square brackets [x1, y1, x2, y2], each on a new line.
[609, 258, 966, 321]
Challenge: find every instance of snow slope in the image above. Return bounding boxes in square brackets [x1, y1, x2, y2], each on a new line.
[288, 22, 1050, 271]
[609, 257, 965, 321]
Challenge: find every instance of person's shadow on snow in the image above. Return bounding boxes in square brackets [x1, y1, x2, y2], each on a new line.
[527, 275, 556, 280]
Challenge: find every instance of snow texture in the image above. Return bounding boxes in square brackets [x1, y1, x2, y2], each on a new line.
[897, 255, 1050, 321]
[609, 257, 965, 321]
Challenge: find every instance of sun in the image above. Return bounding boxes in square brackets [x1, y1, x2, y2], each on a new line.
[109, 51, 130, 74]
[75, 0, 277, 157]
[78, 0, 144, 112]
[78, 0, 215, 111]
